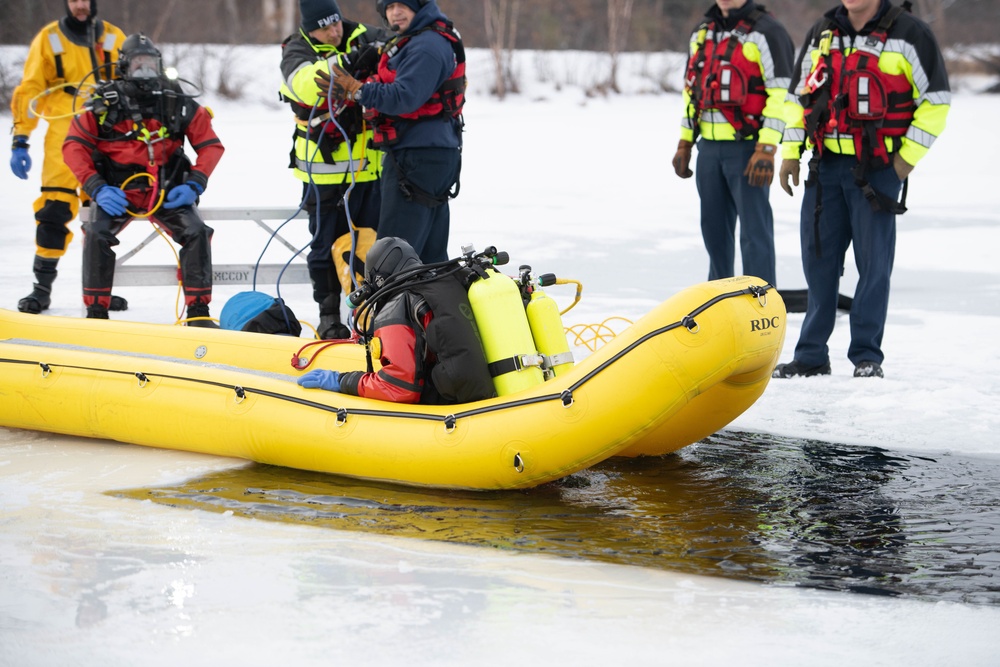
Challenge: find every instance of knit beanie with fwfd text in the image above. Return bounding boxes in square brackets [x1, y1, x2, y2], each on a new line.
[300, 0, 341, 32]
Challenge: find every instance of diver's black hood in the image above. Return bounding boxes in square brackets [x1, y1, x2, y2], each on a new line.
[61, 0, 99, 42]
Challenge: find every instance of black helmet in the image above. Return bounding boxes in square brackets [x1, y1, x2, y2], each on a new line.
[365, 237, 421, 287]
[118, 33, 162, 81]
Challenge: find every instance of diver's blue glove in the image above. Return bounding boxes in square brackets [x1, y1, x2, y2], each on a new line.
[95, 185, 128, 216]
[10, 136, 31, 179]
[298, 370, 341, 392]
[163, 181, 204, 209]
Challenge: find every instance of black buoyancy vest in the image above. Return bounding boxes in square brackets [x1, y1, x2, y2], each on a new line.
[410, 274, 495, 404]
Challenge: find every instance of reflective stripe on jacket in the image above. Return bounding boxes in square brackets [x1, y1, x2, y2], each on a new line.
[782, 0, 950, 167]
[279, 21, 384, 185]
[10, 19, 126, 137]
[680, 1, 794, 145]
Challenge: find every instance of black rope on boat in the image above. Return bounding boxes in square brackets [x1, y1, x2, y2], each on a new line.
[0, 284, 777, 427]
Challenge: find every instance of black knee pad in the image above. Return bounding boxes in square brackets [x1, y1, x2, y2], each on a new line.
[35, 199, 73, 226]
[35, 200, 73, 250]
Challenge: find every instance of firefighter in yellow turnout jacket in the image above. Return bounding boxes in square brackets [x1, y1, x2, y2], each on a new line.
[9, 0, 126, 314]
[673, 0, 795, 288]
[280, 0, 389, 339]
[773, 0, 950, 380]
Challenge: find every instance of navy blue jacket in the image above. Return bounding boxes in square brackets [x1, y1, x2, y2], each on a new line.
[358, 1, 462, 149]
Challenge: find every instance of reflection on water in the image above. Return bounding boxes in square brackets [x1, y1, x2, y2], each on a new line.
[111, 431, 1000, 604]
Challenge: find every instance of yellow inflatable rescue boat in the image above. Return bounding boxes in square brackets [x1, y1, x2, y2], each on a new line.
[0, 276, 785, 490]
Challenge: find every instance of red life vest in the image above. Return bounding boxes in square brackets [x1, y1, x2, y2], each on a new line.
[368, 20, 466, 147]
[800, 6, 915, 167]
[684, 9, 768, 140]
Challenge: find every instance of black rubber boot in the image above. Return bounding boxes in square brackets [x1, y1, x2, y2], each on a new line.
[310, 267, 350, 339]
[86, 303, 109, 319]
[318, 294, 351, 339]
[186, 302, 220, 328]
[17, 256, 58, 314]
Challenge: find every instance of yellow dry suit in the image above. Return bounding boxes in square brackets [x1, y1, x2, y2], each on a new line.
[10, 19, 126, 257]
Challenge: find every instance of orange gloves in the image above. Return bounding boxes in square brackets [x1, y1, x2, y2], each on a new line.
[672, 140, 693, 179]
[779, 159, 800, 196]
[315, 64, 363, 102]
[744, 143, 777, 187]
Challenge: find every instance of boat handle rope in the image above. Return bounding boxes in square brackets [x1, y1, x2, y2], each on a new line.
[3, 283, 775, 430]
[135, 372, 149, 388]
[39, 362, 51, 378]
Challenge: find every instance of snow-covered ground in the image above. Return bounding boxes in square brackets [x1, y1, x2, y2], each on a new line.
[2, 46, 999, 665]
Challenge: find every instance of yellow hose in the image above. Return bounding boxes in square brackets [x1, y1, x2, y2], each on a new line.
[27, 81, 96, 120]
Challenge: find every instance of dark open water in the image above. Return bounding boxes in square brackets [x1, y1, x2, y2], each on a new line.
[112, 431, 1000, 604]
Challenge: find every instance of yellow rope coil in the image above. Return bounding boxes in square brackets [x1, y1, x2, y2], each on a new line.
[566, 317, 634, 352]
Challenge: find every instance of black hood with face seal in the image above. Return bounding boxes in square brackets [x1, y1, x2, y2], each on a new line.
[365, 237, 422, 288]
[61, 0, 103, 46]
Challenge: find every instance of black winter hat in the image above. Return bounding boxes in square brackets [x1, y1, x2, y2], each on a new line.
[377, 0, 426, 20]
[300, 0, 342, 32]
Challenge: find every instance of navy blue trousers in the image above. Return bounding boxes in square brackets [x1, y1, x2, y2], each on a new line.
[303, 179, 381, 276]
[695, 139, 776, 286]
[378, 147, 459, 264]
[794, 154, 901, 367]
[303, 180, 380, 306]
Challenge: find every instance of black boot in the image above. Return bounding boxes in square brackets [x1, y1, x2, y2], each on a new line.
[17, 256, 58, 314]
[318, 293, 351, 339]
[86, 303, 109, 319]
[186, 302, 220, 328]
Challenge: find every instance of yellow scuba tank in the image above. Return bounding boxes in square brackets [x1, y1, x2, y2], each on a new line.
[525, 278, 574, 379]
[467, 267, 545, 396]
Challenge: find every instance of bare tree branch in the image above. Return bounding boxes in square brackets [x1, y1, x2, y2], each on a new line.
[607, 0, 634, 93]
[483, 0, 521, 98]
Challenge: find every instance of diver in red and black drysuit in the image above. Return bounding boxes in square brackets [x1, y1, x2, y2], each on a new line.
[773, 0, 950, 379]
[297, 236, 494, 404]
[63, 33, 224, 325]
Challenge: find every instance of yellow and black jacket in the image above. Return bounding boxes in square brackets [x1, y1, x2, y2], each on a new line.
[681, 1, 795, 145]
[279, 21, 388, 185]
[782, 0, 950, 168]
